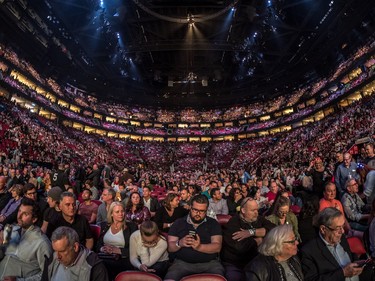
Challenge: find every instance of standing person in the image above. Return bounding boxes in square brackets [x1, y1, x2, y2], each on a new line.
[129, 221, 169, 278]
[363, 143, 375, 204]
[125, 192, 151, 226]
[244, 224, 303, 281]
[0, 176, 11, 212]
[335, 153, 360, 198]
[154, 193, 188, 232]
[0, 198, 52, 280]
[97, 202, 137, 280]
[301, 207, 374, 281]
[96, 188, 116, 225]
[305, 157, 332, 198]
[221, 197, 275, 281]
[165, 195, 224, 281]
[86, 164, 101, 190]
[51, 163, 70, 191]
[47, 192, 94, 249]
[42, 226, 108, 281]
[78, 189, 99, 224]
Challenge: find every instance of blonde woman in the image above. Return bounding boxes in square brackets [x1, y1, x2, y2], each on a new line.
[97, 202, 137, 280]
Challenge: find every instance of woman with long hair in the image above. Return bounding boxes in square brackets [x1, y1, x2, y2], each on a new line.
[97, 202, 138, 280]
[266, 196, 300, 242]
[0, 184, 23, 228]
[130, 220, 169, 278]
[227, 187, 243, 215]
[125, 192, 151, 226]
[153, 193, 188, 232]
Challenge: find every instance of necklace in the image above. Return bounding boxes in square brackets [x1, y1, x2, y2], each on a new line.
[113, 223, 122, 230]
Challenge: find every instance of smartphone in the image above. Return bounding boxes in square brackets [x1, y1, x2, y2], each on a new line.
[188, 230, 197, 240]
[356, 258, 372, 268]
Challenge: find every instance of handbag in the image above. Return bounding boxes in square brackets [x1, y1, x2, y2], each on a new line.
[98, 252, 120, 260]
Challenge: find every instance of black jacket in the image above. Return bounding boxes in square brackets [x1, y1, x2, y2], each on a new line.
[97, 221, 137, 258]
[221, 214, 275, 268]
[244, 254, 303, 281]
[300, 235, 374, 281]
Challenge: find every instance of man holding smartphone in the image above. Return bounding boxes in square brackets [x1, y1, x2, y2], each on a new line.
[165, 195, 224, 281]
[301, 207, 374, 281]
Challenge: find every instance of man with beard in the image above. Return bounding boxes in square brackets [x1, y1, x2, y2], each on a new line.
[165, 195, 224, 281]
[221, 197, 275, 281]
[0, 197, 52, 280]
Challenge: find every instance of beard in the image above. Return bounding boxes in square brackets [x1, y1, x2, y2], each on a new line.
[190, 214, 205, 224]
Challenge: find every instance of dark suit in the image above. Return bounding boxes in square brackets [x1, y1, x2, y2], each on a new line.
[300, 235, 373, 281]
[144, 197, 159, 213]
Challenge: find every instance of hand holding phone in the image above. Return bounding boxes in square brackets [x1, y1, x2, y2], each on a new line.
[355, 258, 372, 268]
[189, 230, 197, 240]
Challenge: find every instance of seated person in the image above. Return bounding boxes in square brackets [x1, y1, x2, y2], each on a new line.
[341, 178, 370, 232]
[154, 193, 188, 233]
[300, 207, 374, 281]
[125, 192, 151, 226]
[78, 188, 99, 224]
[0, 198, 52, 280]
[46, 191, 94, 249]
[0, 184, 23, 230]
[97, 202, 137, 280]
[244, 224, 303, 281]
[41, 186, 62, 234]
[208, 188, 229, 217]
[226, 188, 243, 215]
[266, 196, 300, 242]
[43, 226, 108, 281]
[129, 220, 169, 278]
[221, 197, 275, 281]
[142, 186, 159, 217]
[165, 195, 224, 281]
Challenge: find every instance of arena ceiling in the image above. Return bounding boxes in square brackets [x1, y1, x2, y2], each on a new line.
[0, 0, 375, 108]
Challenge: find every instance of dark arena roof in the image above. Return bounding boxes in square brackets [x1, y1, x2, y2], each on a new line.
[0, 0, 375, 108]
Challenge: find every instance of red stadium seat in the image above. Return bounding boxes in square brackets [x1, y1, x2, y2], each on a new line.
[180, 274, 227, 281]
[115, 271, 162, 281]
[92, 199, 103, 206]
[347, 236, 367, 257]
[90, 224, 101, 242]
[216, 214, 232, 226]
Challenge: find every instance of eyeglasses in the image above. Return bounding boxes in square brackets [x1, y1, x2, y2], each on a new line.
[277, 210, 289, 216]
[283, 237, 298, 244]
[324, 225, 345, 233]
[191, 207, 207, 214]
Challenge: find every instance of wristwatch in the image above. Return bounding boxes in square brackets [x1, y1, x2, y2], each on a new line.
[248, 228, 256, 236]
[176, 240, 181, 248]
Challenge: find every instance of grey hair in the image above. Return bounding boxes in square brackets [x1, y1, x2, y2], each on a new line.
[258, 224, 293, 257]
[316, 207, 343, 228]
[344, 178, 356, 190]
[60, 191, 76, 202]
[51, 226, 79, 246]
